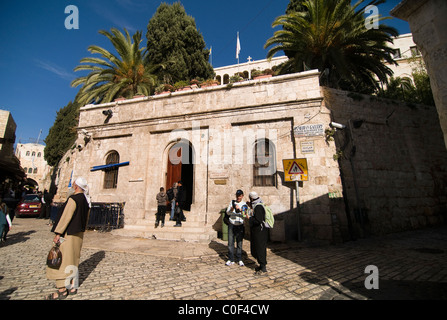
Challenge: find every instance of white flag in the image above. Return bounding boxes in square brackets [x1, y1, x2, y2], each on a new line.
[236, 32, 241, 59]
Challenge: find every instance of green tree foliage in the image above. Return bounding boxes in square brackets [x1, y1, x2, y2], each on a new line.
[146, 2, 214, 84]
[378, 72, 435, 106]
[265, 0, 398, 94]
[44, 101, 79, 167]
[71, 28, 158, 105]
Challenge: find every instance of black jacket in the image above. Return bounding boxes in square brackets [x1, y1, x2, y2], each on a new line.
[52, 193, 90, 236]
[176, 186, 186, 205]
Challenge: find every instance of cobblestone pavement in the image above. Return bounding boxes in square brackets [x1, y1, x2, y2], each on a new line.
[0, 218, 446, 301]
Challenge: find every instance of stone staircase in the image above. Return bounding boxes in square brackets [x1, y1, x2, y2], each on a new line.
[112, 208, 218, 243]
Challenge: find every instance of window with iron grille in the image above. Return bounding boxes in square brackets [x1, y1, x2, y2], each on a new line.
[253, 139, 276, 187]
[104, 151, 119, 189]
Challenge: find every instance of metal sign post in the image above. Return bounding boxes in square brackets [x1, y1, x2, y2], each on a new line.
[283, 158, 308, 242]
[293, 176, 302, 242]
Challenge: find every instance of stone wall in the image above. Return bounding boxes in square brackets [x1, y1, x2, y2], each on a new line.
[323, 87, 447, 238]
[392, 0, 447, 148]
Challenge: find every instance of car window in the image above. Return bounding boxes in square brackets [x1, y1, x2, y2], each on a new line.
[24, 195, 40, 202]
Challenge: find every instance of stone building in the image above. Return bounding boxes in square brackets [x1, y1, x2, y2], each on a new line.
[55, 69, 447, 243]
[15, 142, 52, 191]
[391, 0, 447, 148]
[386, 33, 423, 80]
[213, 33, 423, 86]
[214, 56, 288, 85]
[0, 110, 25, 189]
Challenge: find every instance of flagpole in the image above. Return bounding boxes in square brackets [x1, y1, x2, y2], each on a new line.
[210, 46, 212, 66]
[236, 31, 240, 72]
[237, 32, 239, 66]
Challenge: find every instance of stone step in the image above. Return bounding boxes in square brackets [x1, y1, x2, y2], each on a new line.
[143, 213, 205, 223]
[118, 206, 219, 243]
[113, 222, 218, 243]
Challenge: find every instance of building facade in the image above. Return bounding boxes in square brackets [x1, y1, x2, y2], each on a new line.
[386, 33, 422, 80]
[214, 56, 288, 85]
[15, 143, 52, 191]
[0, 110, 25, 191]
[55, 70, 447, 243]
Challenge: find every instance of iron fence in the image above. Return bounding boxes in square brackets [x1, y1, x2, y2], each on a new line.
[51, 202, 125, 232]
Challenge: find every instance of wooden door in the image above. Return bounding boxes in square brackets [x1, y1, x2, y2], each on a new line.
[166, 146, 182, 191]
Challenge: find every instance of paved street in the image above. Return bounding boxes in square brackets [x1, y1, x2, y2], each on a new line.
[0, 218, 446, 301]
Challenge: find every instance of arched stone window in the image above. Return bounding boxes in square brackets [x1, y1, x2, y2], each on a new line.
[223, 74, 230, 84]
[253, 139, 276, 187]
[104, 151, 120, 189]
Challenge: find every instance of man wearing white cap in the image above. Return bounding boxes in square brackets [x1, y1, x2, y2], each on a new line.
[248, 191, 268, 275]
[45, 177, 91, 299]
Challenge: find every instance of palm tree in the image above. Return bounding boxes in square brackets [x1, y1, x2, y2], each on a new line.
[265, 0, 399, 93]
[71, 28, 158, 105]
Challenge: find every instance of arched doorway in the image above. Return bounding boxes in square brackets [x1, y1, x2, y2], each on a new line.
[166, 140, 194, 211]
[25, 178, 39, 193]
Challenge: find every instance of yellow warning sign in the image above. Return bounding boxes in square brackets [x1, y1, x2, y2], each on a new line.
[283, 158, 308, 182]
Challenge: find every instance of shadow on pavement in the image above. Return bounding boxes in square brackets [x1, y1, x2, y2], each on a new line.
[0, 287, 18, 300]
[269, 226, 447, 300]
[78, 251, 106, 287]
[2, 230, 36, 246]
[208, 240, 257, 269]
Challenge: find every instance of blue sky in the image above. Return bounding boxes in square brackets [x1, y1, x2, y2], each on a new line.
[0, 0, 410, 145]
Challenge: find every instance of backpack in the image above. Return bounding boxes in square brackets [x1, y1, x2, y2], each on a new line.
[255, 203, 274, 228]
[166, 188, 174, 201]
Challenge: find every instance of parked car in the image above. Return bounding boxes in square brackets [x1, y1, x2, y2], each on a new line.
[15, 194, 42, 218]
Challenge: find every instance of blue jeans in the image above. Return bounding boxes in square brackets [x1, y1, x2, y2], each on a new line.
[228, 224, 244, 262]
[170, 200, 176, 220]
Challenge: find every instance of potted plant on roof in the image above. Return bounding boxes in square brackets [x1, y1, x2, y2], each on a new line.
[200, 78, 219, 88]
[155, 84, 174, 95]
[174, 80, 191, 92]
[133, 92, 146, 98]
[253, 68, 274, 80]
[229, 73, 244, 83]
[190, 79, 200, 89]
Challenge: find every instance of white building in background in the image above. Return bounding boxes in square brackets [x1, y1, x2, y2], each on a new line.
[15, 143, 52, 191]
[386, 33, 423, 80]
[214, 34, 422, 85]
[214, 56, 288, 84]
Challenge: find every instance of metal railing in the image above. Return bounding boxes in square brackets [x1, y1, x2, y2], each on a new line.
[51, 202, 125, 232]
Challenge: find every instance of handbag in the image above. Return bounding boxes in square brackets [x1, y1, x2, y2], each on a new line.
[47, 243, 62, 269]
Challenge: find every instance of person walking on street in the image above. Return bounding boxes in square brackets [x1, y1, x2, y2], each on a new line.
[0, 200, 12, 244]
[174, 181, 186, 227]
[248, 191, 268, 275]
[45, 177, 91, 300]
[225, 189, 247, 266]
[43, 190, 54, 220]
[156, 187, 168, 228]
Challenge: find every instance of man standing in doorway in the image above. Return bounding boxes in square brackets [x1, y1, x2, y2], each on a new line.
[174, 181, 186, 227]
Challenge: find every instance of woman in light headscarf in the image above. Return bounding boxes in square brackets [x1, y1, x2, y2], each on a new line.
[45, 177, 91, 299]
[248, 192, 268, 275]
